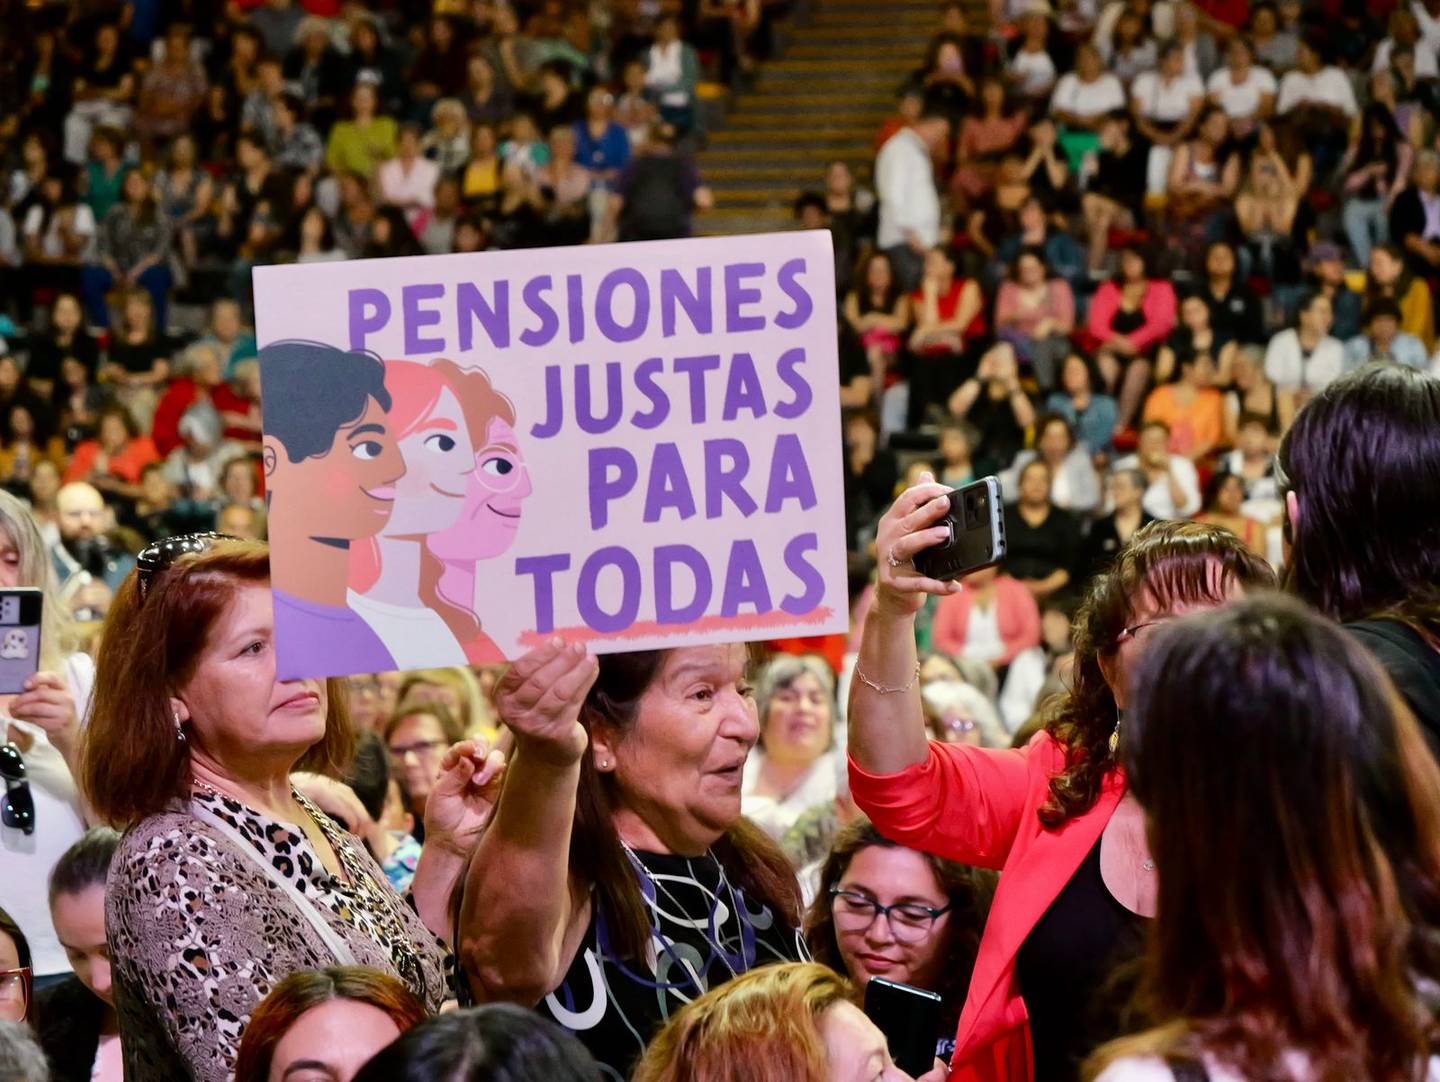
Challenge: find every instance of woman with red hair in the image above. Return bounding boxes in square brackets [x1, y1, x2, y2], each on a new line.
[349, 359, 523, 666]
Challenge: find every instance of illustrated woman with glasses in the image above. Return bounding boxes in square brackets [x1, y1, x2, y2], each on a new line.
[0, 488, 94, 997]
[349, 359, 524, 669]
[805, 818, 995, 1063]
[78, 535, 499, 1081]
[849, 504, 1275, 1082]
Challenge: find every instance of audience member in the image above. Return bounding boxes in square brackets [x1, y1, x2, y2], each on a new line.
[1262, 289, 1343, 400]
[1113, 420, 1203, 519]
[931, 565, 1042, 669]
[1003, 459, 1082, 600]
[1006, 413, 1103, 514]
[1194, 471, 1266, 553]
[1344, 299, 1429, 370]
[876, 114, 951, 292]
[233, 967, 426, 1082]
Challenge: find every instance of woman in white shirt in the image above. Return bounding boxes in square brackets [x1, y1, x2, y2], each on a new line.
[1052, 43, 1126, 168]
[1131, 42, 1206, 195]
[1206, 36, 1276, 140]
[1085, 596, 1440, 1082]
[0, 490, 94, 992]
[1262, 291, 1344, 399]
[741, 655, 842, 851]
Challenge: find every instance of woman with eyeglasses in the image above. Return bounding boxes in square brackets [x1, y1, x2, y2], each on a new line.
[0, 908, 32, 1024]
[77, 535, 503, 1082]
[848, 498, 1275, 1082]
[0, 488, 94, 998]
[385, 701, 466, 826]
[805, 817, 995, 1064]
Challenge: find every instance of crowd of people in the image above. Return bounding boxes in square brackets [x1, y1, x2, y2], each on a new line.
[0, 0, 1438, 1081]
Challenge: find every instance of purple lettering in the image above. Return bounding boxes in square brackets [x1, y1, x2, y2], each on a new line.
[672, 354, 721, 424]
[721, 352, 767, 421]
[576, 362, 624, 436]
[643, 443, 696, 523]
[660, 266, 713, 337]
[595, 268, 651, 343]
[773, 347, 813, 420]
[519, 275, 559, 347]
[530, 365, 564, 439]
[630, 357, 670, 430]
[566, 273, 585, 345]
[764, 433, 817, 513]
[588, 446, 637, 529]
[347, 288, 390, 351]
[401, 283, 446, 355]
[720, 540, 772, 617]
[703, 439, 757, 519]
[457, 280, 510, 350]
[577, 546, 641, 633]
[724, 262, 766, 333]
[780, 533, 825, 615]
[654, 544, 712, 624]
[515, 553, 571, 633]
[775, 258, 813, 330]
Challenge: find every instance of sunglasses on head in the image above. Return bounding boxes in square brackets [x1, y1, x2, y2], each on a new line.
[0, 742, 33, 836]
[136, 532, 238, 599]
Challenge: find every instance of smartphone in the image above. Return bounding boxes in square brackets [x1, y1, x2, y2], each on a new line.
[0, 589, 43, 695]
[911, 475, 1006, 582]
[864, 977, 943, 1077]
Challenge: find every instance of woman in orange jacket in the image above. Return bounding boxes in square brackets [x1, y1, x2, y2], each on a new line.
[846, 486, 1275, 1082]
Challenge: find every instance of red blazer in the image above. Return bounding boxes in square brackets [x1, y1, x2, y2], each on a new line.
[930, 576, 1041, 666]
[849, 735, 1125, 1082]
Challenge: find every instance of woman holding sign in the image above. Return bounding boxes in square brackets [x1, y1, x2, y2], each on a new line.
[848, 502, 1275, 1082]
[459, 642, 806, 1079]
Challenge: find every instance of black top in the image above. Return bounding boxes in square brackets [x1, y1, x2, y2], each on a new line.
[1082, 511, 1155, 582]
[1202, 282, 1264, 346]
[534, 848, 805, 1080]
[26, 331, 100, 386]
[1345, 619, 1440, 755]
[1015, 835, 1148, 1082]
[107, 334, 176, 376]
[970, 392, 1030, 477]
[35, 975, 105, 1082]
[1004, 503, 1080, 584]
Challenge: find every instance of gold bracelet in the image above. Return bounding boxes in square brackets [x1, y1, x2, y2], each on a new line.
[853, 661, 921, 695]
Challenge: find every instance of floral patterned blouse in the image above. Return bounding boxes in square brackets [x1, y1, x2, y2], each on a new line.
[106, 788, 450, 1081]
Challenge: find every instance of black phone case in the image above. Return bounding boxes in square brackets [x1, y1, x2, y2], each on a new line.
[911, 477, 1007, 582]
[864, 977, 943, 1077]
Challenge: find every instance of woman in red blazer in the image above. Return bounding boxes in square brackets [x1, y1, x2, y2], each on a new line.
[847, 480, 1274, 1082]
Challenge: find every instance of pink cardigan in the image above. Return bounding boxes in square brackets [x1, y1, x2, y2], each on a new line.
[930, 575, 1041, 666]
[850, 736, 1126, 1082]
[1084, 279, 1177, 355]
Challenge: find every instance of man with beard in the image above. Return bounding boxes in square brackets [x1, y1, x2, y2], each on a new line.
[51, 482, 135, 592]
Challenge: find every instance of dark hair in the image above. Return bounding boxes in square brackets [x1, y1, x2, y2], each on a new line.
[803, 818, 994, 1033]
[1356, 102, 1403, 176]
[1035, 411, 1076, 452]
[855, 251, 900, 314]
[1038, 521, 1277, 827]
[1236, 409, 1271, 431]
[572, 650, 801, 960]
[385, 700, 466, 746]
[1011, 244, 1048, 282]
[0, 907, 30, 971]
[351, 1004, 602, 1082]
[1061, 350, 1102, 393]
[1362, 297, 1403, 325]
[923, 31, 967, 74]
[258, 341, 391, 463]
[1278, 365, 1440, 628]
[346, 731, 391, 823]
[235, 966, 428, 1082]
[49, 827, 121, 903]
[1088, 595, 1440, 1080]
[1139, 417, 1171, 439]
[1201, 469, 1244, 512]
[96, 403, 139, 441]
[793, 191, 827, 219]
[80, 540, 355, 826]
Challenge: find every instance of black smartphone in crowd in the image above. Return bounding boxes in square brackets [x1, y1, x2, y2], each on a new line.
[864, 977, 944, 1077]
[0, 588, 43, 695]
[911, 475, 1006, 582]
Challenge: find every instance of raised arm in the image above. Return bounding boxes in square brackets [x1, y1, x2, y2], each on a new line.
[459, 641, 599, 1005]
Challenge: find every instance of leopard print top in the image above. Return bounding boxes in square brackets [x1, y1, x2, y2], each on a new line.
[106, 789, 450, 1081]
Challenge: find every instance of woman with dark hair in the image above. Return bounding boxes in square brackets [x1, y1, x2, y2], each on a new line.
[1006, 413, 1102, 515]
[1194, 472, 1265, 555]
[82, 164, 173, 330]
[459, 642, 804, 1078]
[362, 205, 424, 259]
[1085, 595, 1440, 1082]
[79, 537, 493, 1080]
[805, 816, 995, 1062]
[1277, 364, 1440, 747]
[0, 908, 31, 1024]
[994, 247, 1075, 392]
[1083, 245, 1178, 435]
[233, 966, 427, 1082]
[1046, 352, 1118, 457]
[953, 77, 1026, 208]
[842, 251, 912, 398]
[354, 1004, 602, 1082]
[1339, 102, 1411, 270]
[32, 828, 123, 1082]
[1163, 105, 1240, 268]
[849, 501, 1275, 1082]
[914, 32, 976, 123]
[25, 294, 99, 404]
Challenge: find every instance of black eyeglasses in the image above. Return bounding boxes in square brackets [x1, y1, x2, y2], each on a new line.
[136, 532, 238, 599]
[829, 887, 951, 944]
[0, 742, 33, 836]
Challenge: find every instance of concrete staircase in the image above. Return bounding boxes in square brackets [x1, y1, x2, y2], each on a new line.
[696, 0, 942, 236]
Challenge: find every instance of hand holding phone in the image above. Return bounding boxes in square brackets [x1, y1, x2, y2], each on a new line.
[864, 977, 944, 1078]
[911, 476, 1007, 583]
[0, 589, 43, 696]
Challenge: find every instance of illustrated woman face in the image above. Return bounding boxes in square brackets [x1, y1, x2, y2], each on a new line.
[384, 384, 475, 538]
[428, 416, 532, 561]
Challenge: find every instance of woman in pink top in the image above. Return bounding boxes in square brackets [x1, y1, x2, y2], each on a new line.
[995, 246, 1075, 390]
[847, 499, 1274, 1082]
[930, 566, 1040, 669]
[1082, 245, 1178, 436]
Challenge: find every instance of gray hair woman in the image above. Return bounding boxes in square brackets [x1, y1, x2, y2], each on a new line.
[741, 655, 842, 846]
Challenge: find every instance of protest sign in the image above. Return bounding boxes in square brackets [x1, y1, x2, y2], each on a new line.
[253, 232, 847, 680]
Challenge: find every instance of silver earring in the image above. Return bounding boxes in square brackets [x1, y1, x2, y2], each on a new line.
[173, 709, 186, 744]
